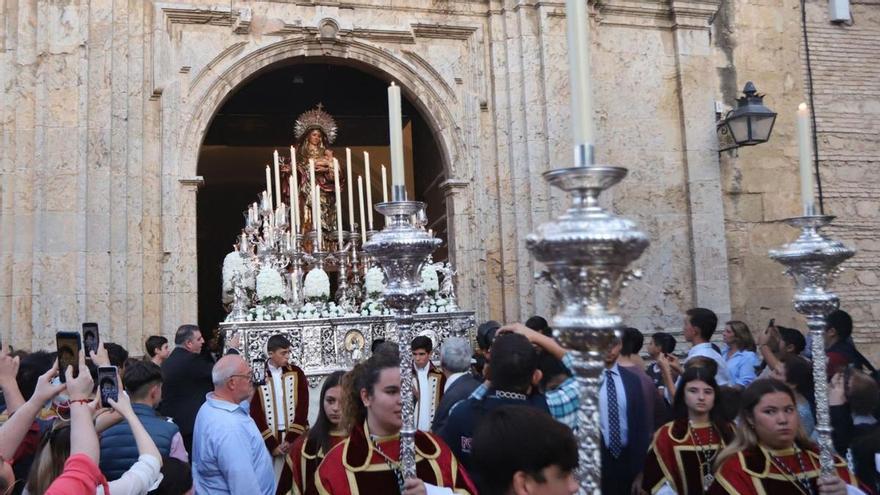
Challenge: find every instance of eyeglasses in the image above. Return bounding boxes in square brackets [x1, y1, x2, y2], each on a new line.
[228, 374, 255, 384]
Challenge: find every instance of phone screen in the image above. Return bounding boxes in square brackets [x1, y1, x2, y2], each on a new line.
[82, 322, 99, 356]
[97, 366, 119, 408]
[252, 358, 266, 386]
[56, 332, 82, 383]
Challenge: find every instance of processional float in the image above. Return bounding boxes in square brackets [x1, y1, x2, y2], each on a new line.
[220, 100, 472, 392]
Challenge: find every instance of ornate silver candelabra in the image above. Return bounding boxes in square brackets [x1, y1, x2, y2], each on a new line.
[526, 163, 649, 493]
[769, 215, 854, 475]
[363, 200, 441, 480]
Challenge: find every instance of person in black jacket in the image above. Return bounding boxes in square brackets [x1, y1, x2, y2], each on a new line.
[158, 325, 213, 454]
[431, 337, 481, 433]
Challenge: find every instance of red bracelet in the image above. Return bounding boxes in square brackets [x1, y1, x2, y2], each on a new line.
[69, 399, 90, 406]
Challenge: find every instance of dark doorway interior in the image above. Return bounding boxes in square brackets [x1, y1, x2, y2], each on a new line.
[196, 62, 448, 332]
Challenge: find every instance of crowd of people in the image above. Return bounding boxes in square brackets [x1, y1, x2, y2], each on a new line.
[0, 307, 877, 494]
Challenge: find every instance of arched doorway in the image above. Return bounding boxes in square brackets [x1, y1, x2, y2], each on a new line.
[196, 61, 449, 331]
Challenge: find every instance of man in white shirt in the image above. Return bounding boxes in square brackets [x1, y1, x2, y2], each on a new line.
[679, 307, 731, 385]
[412, 335, 446, 431]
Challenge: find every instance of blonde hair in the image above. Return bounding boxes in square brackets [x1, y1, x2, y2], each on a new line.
[715, 379, 813, 470]
[726, 320, 756, 352]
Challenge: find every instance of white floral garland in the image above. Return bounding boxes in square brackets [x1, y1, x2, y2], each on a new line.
[420, 265, 439, 295]
[221, 251, 254, 304]
[256, 267, 285, 304]
[303, 268, 331, 300]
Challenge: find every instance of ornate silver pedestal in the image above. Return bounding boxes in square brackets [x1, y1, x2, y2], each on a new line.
[363, 200, 441, 480]
[527, 164, 649, 493]
[221, 311, 474, 387]
[769, 215, 854, 475]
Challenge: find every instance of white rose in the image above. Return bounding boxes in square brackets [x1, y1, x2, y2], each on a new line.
[256, 268, 285, 302]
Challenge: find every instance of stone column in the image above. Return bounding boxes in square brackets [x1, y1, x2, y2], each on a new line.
[670, 1, 732, 321]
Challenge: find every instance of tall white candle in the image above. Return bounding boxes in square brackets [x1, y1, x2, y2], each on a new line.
[364, 152, 374, 229]
[797, 103, 815, 215]
[289, 174, 299, 233]
[265, 166, 274, 213]
[346, 148, 355, 229]
[313, 184, 322, 250]
[388, 83, 406, 195]
[358, 176, 367, 244]
[273, 150, 282, 207]
[334, 159, 343, 246]
[566, 0, 594, 151]
[381, 165, 389, 203]
[308, 159, 317, 232]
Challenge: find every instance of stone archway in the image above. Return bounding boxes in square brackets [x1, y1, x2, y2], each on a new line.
[165, 37, 473, 329]
[193, 61, 450, 330]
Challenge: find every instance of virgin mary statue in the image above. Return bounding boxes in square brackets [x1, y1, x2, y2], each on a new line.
[284, 104, 342, 238]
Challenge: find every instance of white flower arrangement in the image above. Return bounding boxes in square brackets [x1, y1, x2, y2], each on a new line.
[420, 265, 440, 296]
[304, 268, 331, 301]
[256, 267, 285, 304]
[416, 295, 451, 314]
[364, 267, 386, 298]
[221, 251, 254, 304]
[360, 298, 391, 317]
[237, 303, 296, 322]
[297, 301, 348, 319]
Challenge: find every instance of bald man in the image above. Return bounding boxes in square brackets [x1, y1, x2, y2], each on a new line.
[192, 355, 275, 495]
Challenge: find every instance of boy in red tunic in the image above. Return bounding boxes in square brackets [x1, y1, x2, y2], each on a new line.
[249, 334, 309, 493]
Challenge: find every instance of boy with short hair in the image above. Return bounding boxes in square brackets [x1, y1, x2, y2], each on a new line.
[249, 335, 308, 490]
[145, 336, 171, 366]
[471, 405, 578, 495]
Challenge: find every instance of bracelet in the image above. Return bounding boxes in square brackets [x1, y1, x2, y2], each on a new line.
[69, 399, 91, 406]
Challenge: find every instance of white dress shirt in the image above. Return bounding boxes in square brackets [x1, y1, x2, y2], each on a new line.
[685, 342, 731, 385]
[444, 372, 466, 393]
[268, 363, 287, 431]
[416, 365, 432, 431]
[599, 364, 628, 447]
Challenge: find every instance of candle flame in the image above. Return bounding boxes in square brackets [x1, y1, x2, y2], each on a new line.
[798, 102, 808, 111]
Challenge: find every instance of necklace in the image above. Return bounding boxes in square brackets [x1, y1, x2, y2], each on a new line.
[764, 446, 816, 495]
[371, 437, 405, 495]
[688, 421, 720, 492]
[493, 390, 528, 400]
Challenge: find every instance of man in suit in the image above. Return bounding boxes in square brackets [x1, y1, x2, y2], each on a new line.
[600, 336, 651, 495]
[431, 337, 481, 432]
[160, 324, 228, 454]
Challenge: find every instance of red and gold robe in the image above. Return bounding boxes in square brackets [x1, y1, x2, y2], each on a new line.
[643, 419, 734, 494]
[708, 444, 866, 495]
[249, 363, 309, 451]
[279, 430, 347, 495]
[315, 421, 476, 495]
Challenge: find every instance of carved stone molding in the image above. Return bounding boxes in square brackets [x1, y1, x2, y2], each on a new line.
[595, 0, 720, 30]
[179, 176, 205, 188]
[439, 179, 469, 198]
[411, 23, 478, 40]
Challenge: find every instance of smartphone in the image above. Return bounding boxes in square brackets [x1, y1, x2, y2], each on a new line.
[97, 366, 119, 408]
[251, 358, 266, 386]
[82, 322, 99, 357]
[56, 331, 82, 383]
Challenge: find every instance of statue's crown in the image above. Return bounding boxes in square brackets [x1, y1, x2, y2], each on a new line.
[294, 103, 338, 143]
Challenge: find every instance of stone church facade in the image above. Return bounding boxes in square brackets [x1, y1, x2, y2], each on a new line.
[1, 1, 877, 357]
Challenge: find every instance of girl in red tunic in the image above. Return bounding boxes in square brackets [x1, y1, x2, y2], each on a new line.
[709, 378, 867, 495]
[642, 366, 735, 494]
[315, 349, 476, 495]
[280, 371, 346, 495]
